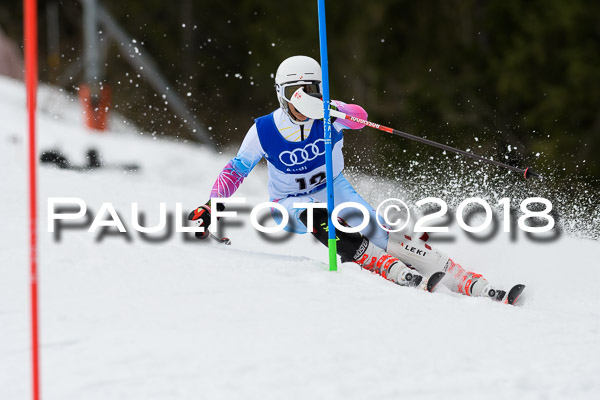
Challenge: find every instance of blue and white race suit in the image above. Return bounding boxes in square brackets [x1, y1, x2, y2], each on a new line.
[210, 107, 389, 249]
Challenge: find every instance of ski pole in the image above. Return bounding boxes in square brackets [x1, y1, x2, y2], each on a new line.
[195, 229, 231, 245]
[329, 109, 541, 179]
[210, 232, 231, 245]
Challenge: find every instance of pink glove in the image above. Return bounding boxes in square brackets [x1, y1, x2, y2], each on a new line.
[332, 101, 367, 130]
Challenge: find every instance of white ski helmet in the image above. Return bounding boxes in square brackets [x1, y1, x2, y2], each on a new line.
[275, 56, 322, 120]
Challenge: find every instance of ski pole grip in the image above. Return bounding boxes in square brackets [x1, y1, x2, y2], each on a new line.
[329, 109, 347, 119]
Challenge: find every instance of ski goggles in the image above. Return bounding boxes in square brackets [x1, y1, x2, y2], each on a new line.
[280, 82, 321, 102]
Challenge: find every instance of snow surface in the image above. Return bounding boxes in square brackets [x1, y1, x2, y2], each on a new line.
[1, 76, 599, 399]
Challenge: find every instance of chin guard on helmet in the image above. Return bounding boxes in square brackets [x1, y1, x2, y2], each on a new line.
[276, 81, 321, 120]
[274, 56, 323, 121]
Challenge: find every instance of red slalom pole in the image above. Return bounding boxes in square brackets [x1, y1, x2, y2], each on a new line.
[24, 0, 40, 399]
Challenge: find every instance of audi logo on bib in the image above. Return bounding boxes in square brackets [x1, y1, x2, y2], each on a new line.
[279, 138, 326, 166]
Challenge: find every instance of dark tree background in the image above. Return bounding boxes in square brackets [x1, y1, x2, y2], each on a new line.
[1, 0, 599, 189]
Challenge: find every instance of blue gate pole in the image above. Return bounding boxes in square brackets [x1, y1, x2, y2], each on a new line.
[317, 0, 337, 271]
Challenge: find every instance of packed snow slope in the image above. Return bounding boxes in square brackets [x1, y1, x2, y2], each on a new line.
[1, 76, 599, 400]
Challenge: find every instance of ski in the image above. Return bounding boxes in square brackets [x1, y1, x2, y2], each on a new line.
[425, 271, 446, 293]
[209, 233, 231, 245]
[504, 284, 526, 306]
[488, 284, 526, 305]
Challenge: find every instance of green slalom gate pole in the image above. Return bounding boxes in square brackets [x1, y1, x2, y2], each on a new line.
[317, 0, 337, 271]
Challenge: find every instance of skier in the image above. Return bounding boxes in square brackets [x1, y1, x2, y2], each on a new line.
[190, 55, 509, 301]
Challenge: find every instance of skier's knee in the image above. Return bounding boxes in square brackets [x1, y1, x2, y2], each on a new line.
[299, 207, 328, 247]
[298, 207, 327, 233]
[299, 207, 365, 262]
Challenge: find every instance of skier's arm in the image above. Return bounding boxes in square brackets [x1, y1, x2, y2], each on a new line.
[210, 124, 264, 198]
[189, 125, 264, 235]
[209, 158, 251, 198]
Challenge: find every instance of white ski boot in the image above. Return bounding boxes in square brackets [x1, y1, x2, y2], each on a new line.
[353, 238, 423, 287]
[447, 259, 505, 300]
[387, 231, 502, 298]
